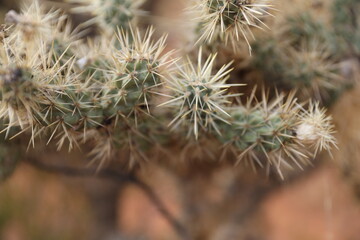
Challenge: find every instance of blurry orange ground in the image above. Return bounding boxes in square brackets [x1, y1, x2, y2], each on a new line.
[264, 166, 360, 240]
[2, 162, 360, 240]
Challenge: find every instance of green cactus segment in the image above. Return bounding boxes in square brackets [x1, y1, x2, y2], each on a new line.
[0, 67, 37, 110]
[71, 0, 144, 34]
[49, 39, 75, 66]
[251, 13, 342, 102]
[332, 0, 360, 56]
[104, 59, 160, 117]
[112, 117, 169, 152]
[82, 59, 109, 82]
[43, 88, 103, 129]
[284, 14, 330, 49]
[101, 0, 135, 31]
[167, 80, 220, 138]
[207, 0, 250, 27]
[194, 0, 271, 51]
[86, 115, 171, 165]
[0, 67, 102, 134]
[217, 107, 294, 153]
[117, 59, 160, 100]
[281, 13, 341, 56]
[251, 39, 284, 83]
[186, 84, 214, 120]
[0, 60, 162, 144]
[162, 51, 237, 139]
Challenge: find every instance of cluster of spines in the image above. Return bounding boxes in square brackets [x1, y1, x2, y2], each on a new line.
[251, 13, 343, 102]
[0, 1, 172, 165]
[215, 92, 335, 177]
[102, 27, 171, 118]
[70, 0, 145, 34]
[332, 0, 360, 56]
[191, 0, 273, 52]
[161, 49, 242, 139]
[162, 51, 335, 175]
[0, 1, 337, 177]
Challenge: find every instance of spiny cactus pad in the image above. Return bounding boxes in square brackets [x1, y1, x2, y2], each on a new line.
[192, 0, 272, 51]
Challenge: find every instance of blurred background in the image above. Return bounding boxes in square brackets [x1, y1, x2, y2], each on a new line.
[1, 0, 360, 240]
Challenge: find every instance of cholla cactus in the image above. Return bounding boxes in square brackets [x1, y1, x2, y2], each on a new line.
[296, 102, 336, 156]
[0, 0, 337, 181]
[332, 0, 360, 56]
[102, 27, 171, 117]
[0, 39, 74, 138]
[283, 42, 342, 100]
[161, 49, 241, 138]
[251, 13, 344, 102]
[216, 92, 335, 177]
[4, 1, 78, 53]
[191, 0, 273, 52]
[160, 47, 335, 174]
[280, 13, 332, 49]
[0, 1, 173, 164]
[4, 1, 59, 42]
[70, 0, 145, 34]
[0, 1, 346, 238]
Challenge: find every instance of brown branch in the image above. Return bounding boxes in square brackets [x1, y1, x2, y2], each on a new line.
[24, 157, 190, 240]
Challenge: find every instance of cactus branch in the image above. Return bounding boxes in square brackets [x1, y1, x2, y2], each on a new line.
[24, 156, 190, 240]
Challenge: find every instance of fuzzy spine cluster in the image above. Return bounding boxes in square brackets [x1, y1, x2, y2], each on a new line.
[251, 13, 344, 103]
